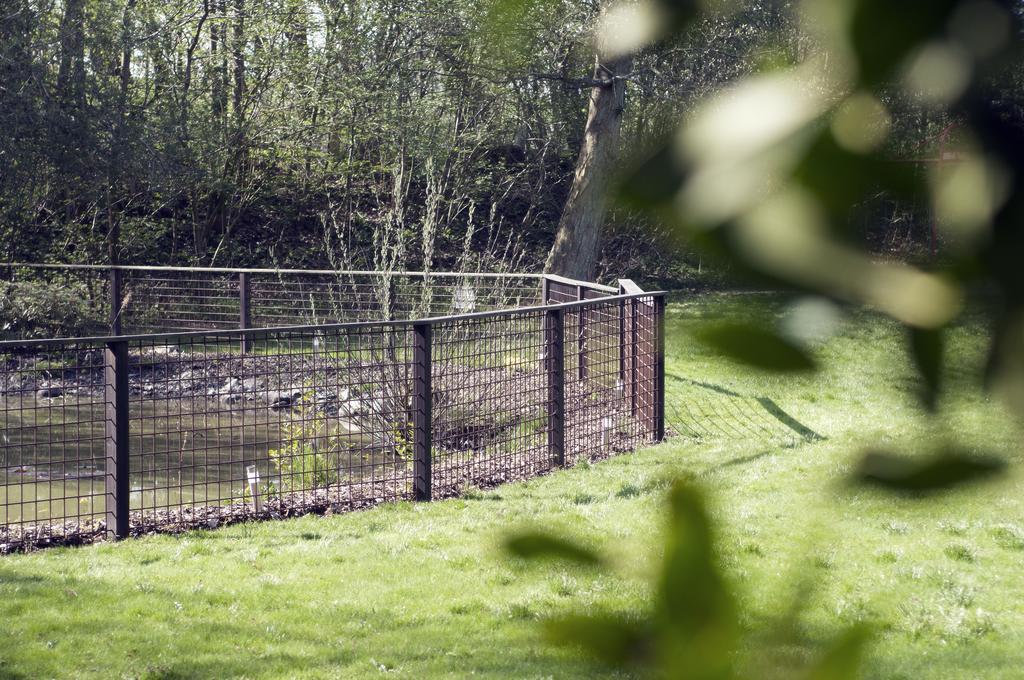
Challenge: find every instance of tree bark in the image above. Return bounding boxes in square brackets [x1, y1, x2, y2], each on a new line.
[232, 0, 246, 129]
[107, 0, 137, 266]
[54, 0, 87, 221]
[179, 1, 210, 142]
[55, 0, 86, 113]
[544, 52, 631, 281]
[211, 0, 228, 120]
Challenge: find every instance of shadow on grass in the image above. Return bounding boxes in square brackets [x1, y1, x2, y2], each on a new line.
[713, 450, 774, 469]
[666, 373, 824, 444]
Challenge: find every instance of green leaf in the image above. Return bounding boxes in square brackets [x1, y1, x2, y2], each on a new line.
[803, 625, 871, 680]
[617, 142, 685, 212]
[849, 0, 960, 86]
[909, 326, 944, 411]
[651, 0, 699, 36]
[654, 482, 737, 678]
[481, 0, 549, 64]
[504, 531, 603, 566]
[544, 614, 649, 667]
[595, 0, 700, 59]
[793, 130, 922, 228]
[853, 448, 1006, 493]
[695, 323, 817, 372]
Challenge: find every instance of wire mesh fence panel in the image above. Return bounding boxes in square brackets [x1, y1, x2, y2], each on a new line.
[431, 310, 552, 495]
[251, 273, 382, 326]
[126, 325, 416, 531]
[544, 278, 615, 304]
[563, 298, 648, 465]
[123, 270, 241, 332]
[0, 275, 665, 551]
[0, 342, 108, 549]
[462, 275, 541, 315]
[251, 272, 542, 326]
[633, 296, 660, 438]
[1, 266, 111, 339]
[251, 273, 429, 325]
[3, 265, 546, 338]
[545, 280, 578, 304]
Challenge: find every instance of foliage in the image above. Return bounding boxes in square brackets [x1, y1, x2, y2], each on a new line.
[0, 280, 104, 339]
[695, 321, 818, 373]
[501, 0, 1024, 675]
[615, 0, 1024, 426]
[0, 0, 926, 282]
[507, 479, 873, 680]
[267, 399, 348, 492]
[853, 448, 1006, 494]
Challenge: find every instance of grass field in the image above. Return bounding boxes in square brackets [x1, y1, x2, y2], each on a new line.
[0, 293, 1021, 679]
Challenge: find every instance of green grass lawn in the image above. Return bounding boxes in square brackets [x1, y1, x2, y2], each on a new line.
[1, 293, 1021, 679]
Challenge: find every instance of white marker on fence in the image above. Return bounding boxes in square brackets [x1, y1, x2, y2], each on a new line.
[601, 415, 615, 448]
[246, 465, 262, 512]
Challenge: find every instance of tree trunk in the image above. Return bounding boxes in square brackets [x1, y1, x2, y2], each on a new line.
[55, 0, 86, 113]
[544, 52, 631, 281]
[107, 0, 137, 266]
[211, 0, 228, 120]
[232, 0, 246, 130]
[54, 0, 86, 221]
[179, 1, 209, 142]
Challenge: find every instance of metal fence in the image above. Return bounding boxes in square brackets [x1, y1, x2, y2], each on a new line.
[0, 267, 664, 552]
[1, 264, 544, 336]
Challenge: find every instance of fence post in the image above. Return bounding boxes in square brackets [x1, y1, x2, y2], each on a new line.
[109, 268, 123, 335]
[630, 298, 639, 418]
[576, 285, 587, 381]
[617, 284, 626, 390]
[653, 295, 666, 441]
[413, 321, 433, 501]
[541, 276, 550, 305]
[545, 307, 565, 467]
[239, 272, 251, 353]
[104, 340, 130, 539]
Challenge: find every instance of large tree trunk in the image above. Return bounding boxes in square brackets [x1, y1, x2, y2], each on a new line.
[544, 52, 631, 281]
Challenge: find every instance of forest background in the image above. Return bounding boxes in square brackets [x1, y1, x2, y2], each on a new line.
[0, 0, 990, 285]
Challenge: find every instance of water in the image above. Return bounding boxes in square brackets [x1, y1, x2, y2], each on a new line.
[0, 394, 403, 527]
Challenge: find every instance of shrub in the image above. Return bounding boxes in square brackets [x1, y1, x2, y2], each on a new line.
[267, 400, 352, 492]
[0, 280, 104, 338]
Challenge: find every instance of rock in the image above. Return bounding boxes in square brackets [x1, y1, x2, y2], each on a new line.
[36, 386, 63, 399]
[270, 397, 292, 410]
[269, 389, 303, 410]
[82, 350, 104, 367]
[338, 398, 366, 417]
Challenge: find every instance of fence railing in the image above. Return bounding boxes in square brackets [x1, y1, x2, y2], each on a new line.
[0, 283, 664, 551]
[2, 263, 617, 338]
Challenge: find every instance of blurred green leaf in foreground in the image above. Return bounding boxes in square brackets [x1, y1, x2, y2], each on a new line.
[611, 0, 1024, 427]
[506, 480, 872, 679]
